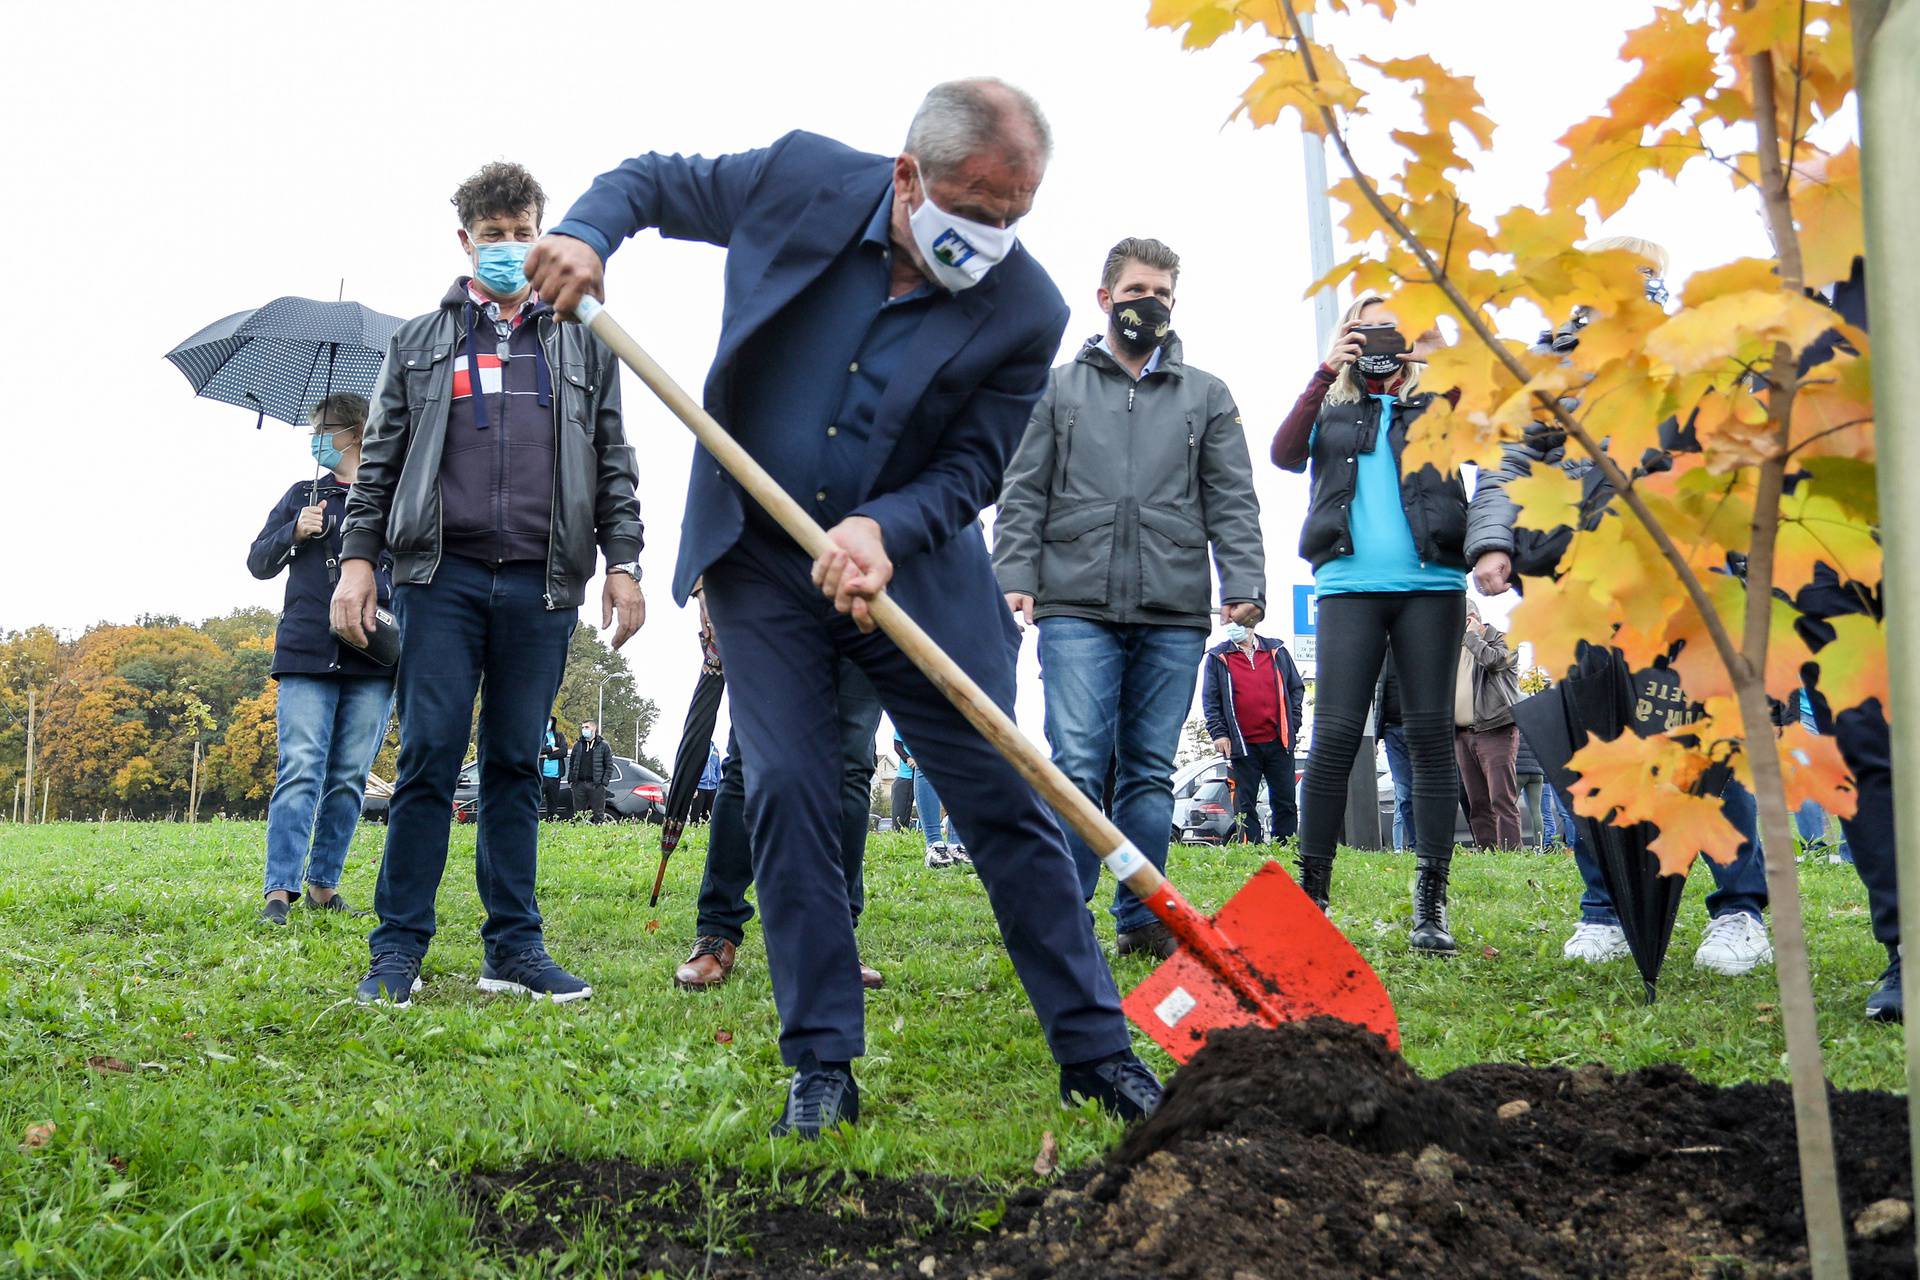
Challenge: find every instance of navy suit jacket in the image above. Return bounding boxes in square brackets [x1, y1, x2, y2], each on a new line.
[552, 131, 1072, 606]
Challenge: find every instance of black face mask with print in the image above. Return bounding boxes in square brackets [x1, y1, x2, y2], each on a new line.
[1110, 296, 1171, 356]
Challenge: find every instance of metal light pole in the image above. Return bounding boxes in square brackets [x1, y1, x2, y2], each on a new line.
[595, 674, 614, 735]
[1853, 2, 1920, 1272]
[1298, 13, 1382, 849]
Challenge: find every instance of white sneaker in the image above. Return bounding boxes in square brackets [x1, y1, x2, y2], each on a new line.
[1563, 921, 1631, 963]
[923, 843, 952, 869]
[1694, 912, 1773, 976]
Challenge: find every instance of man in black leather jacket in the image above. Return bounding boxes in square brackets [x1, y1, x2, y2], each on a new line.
[331, 162, 644, 1008]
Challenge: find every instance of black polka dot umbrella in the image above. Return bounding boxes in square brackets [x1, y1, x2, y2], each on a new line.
[165, 296, 404, 428]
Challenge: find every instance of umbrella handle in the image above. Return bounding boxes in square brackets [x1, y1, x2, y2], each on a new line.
[573, 297, 1164, 901]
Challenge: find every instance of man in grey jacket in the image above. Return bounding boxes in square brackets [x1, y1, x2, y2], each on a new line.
[994, 237, 1264, 958]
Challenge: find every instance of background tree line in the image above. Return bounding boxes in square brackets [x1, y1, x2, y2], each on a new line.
[0, 612, 661, 820]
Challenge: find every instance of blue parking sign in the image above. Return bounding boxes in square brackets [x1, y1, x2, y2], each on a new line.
[1293, 584, 1317, 635]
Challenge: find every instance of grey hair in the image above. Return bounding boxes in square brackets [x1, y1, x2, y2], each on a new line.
[904, 78, 1052, 179]
[309, 392, 368, 430]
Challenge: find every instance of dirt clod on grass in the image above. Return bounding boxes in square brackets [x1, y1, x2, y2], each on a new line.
[464, 1019, 1916, 1279]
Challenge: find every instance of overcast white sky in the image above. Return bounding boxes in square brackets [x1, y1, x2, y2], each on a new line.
[3, 0, 1775, 766]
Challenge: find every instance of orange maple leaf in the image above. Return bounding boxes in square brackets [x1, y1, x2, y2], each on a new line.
[1647, 791, 1749, 874]
[1777, 725, 1858, 819]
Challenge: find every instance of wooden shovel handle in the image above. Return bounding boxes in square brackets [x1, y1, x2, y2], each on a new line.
[577, 299, 1163, 897]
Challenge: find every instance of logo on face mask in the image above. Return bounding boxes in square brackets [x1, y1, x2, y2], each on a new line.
[931, 227, 978, 269]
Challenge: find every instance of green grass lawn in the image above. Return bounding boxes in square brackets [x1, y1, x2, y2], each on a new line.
[0, 820, 1902, 1277]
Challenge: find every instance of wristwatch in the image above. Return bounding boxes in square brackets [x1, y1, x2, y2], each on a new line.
[608, 561, 642, 581]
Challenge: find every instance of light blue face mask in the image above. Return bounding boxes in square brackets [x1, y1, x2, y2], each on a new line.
[1224, 623, 1248, 643]
[472, 240, 531, 296]
[310, 432, 344, 469]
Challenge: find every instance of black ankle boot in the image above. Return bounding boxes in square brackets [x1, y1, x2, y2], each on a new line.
[1296, 857, 1332, 911]
[1410, 861, 1457, 955]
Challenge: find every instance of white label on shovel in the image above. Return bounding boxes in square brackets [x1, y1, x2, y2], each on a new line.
[1102, 840, 1149, 882]
[1155, 987, 1197, 1028]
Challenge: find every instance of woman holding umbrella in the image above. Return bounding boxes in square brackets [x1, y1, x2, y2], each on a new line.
[246, 393, 395, 924]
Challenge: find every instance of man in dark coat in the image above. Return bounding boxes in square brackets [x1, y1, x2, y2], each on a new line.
[567, 722, 614, 823]
[525, 78, 1158, 1138]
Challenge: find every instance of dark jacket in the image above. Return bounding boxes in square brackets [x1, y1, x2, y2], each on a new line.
[549, 131, 1068, 607]
[1271, 368, 1468, 571]
[568, 734, 614, 786]
[1201, 636, 1305, 758]
[248, 476, 394, 679]
[1464, 424, 1615, 574]
[1460, 624, 1522, 731]
[993, 335, 1265, 628]
[339, 279, 642, 610]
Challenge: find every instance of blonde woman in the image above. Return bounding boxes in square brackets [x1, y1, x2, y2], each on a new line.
[1270, 295, 1465, 954]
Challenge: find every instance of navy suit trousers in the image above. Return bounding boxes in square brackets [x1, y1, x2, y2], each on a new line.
[702, 528, 1129, 1068]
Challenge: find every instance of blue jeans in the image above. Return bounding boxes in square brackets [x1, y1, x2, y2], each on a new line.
[1567, 776, 1768, 925]
[914, 771, 953, 845]
[1037, 617, 1206, 934]
[369, 556, 576, 962]
[1381, 723, 1414, 851]
[264, 674, 393, 896]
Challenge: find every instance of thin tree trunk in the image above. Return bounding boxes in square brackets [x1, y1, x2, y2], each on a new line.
[40, 779, 49, 825]
[23, 688, 34, 826]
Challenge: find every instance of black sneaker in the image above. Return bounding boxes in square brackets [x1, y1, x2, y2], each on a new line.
[302, 887, 362, 915]
[257, 897, 292, 927]
[1867, 951, 1903, 1023]
[1115, 921, 1178, 960]
[355, 952, 423, 1007]
[478, 947, 593, 1003]
[771, 1054, 859, 1139]
[1060, 1051, 1164, 1122]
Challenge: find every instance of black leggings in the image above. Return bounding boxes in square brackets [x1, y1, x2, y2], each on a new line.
[1300, 591, 1465, 865]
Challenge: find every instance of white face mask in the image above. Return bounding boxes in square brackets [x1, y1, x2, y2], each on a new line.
[907, 160, 1017, 292]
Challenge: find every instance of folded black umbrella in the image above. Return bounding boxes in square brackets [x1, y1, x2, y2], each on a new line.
[1514, 644, 1686, 1003]
[649, 667, 726, 906]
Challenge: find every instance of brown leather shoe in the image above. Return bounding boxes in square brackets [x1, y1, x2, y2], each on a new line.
[858, 961, 885, 990]
[674, 936, 737, 990]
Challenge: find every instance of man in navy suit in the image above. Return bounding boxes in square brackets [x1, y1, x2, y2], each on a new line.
[527, 79, 1161, 1137]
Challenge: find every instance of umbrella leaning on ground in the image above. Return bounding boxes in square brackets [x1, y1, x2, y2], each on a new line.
[166, 294, 404, 433]
[648, 665, 728, 907]
[1512, 643, 1689, 1004]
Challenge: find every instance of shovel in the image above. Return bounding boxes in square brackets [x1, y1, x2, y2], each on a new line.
[574, 298, 1399, 1061]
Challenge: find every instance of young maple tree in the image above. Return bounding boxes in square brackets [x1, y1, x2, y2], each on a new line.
[1145, 0, 1874, 1273]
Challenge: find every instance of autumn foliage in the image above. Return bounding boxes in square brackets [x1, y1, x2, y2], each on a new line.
[1148, 0, 1872, 878]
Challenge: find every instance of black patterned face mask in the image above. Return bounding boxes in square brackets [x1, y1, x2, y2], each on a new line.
[1355, 353, 1403, 379]
[1110, 296, 1171, 356]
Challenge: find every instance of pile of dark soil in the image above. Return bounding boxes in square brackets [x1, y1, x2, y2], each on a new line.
[463, 1019, 1915, 1279]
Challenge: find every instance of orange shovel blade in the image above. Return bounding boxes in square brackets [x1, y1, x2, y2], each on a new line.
[1121, 860, 1399, 1062]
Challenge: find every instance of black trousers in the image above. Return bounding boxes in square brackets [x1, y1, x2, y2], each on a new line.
[575, 782, 607, 823]
[1232, 739, 1297, 843]
[1835, 699, 1899, 950]
[690, 787, 717, 824]
[540, 775, 564, 819]
[1300, 591, 1464, 866]
[695, 656, 883, 944]
[891, 775, 915, 830]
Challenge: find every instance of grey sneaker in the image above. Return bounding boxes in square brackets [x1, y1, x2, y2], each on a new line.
[257, 897, 292, 926]
[947, 844, 973, 869]
[302, 887, 362, 915]
[478, 947, 593, 1003]
[923, 843, 953, 869]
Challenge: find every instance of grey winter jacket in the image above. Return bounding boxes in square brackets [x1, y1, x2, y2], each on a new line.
[1464, 425, 1609, 571]
[992, 336, 1264, 629]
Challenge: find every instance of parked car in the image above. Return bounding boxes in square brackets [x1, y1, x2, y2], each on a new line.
[1171, 753, 1305, 845]
[451, 756, 668, 824]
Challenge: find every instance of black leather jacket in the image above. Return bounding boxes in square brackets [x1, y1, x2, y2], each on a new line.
[341, 279, 643, 609]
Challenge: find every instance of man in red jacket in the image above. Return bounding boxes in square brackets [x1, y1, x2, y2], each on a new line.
[1200, 622, 1305, 843]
